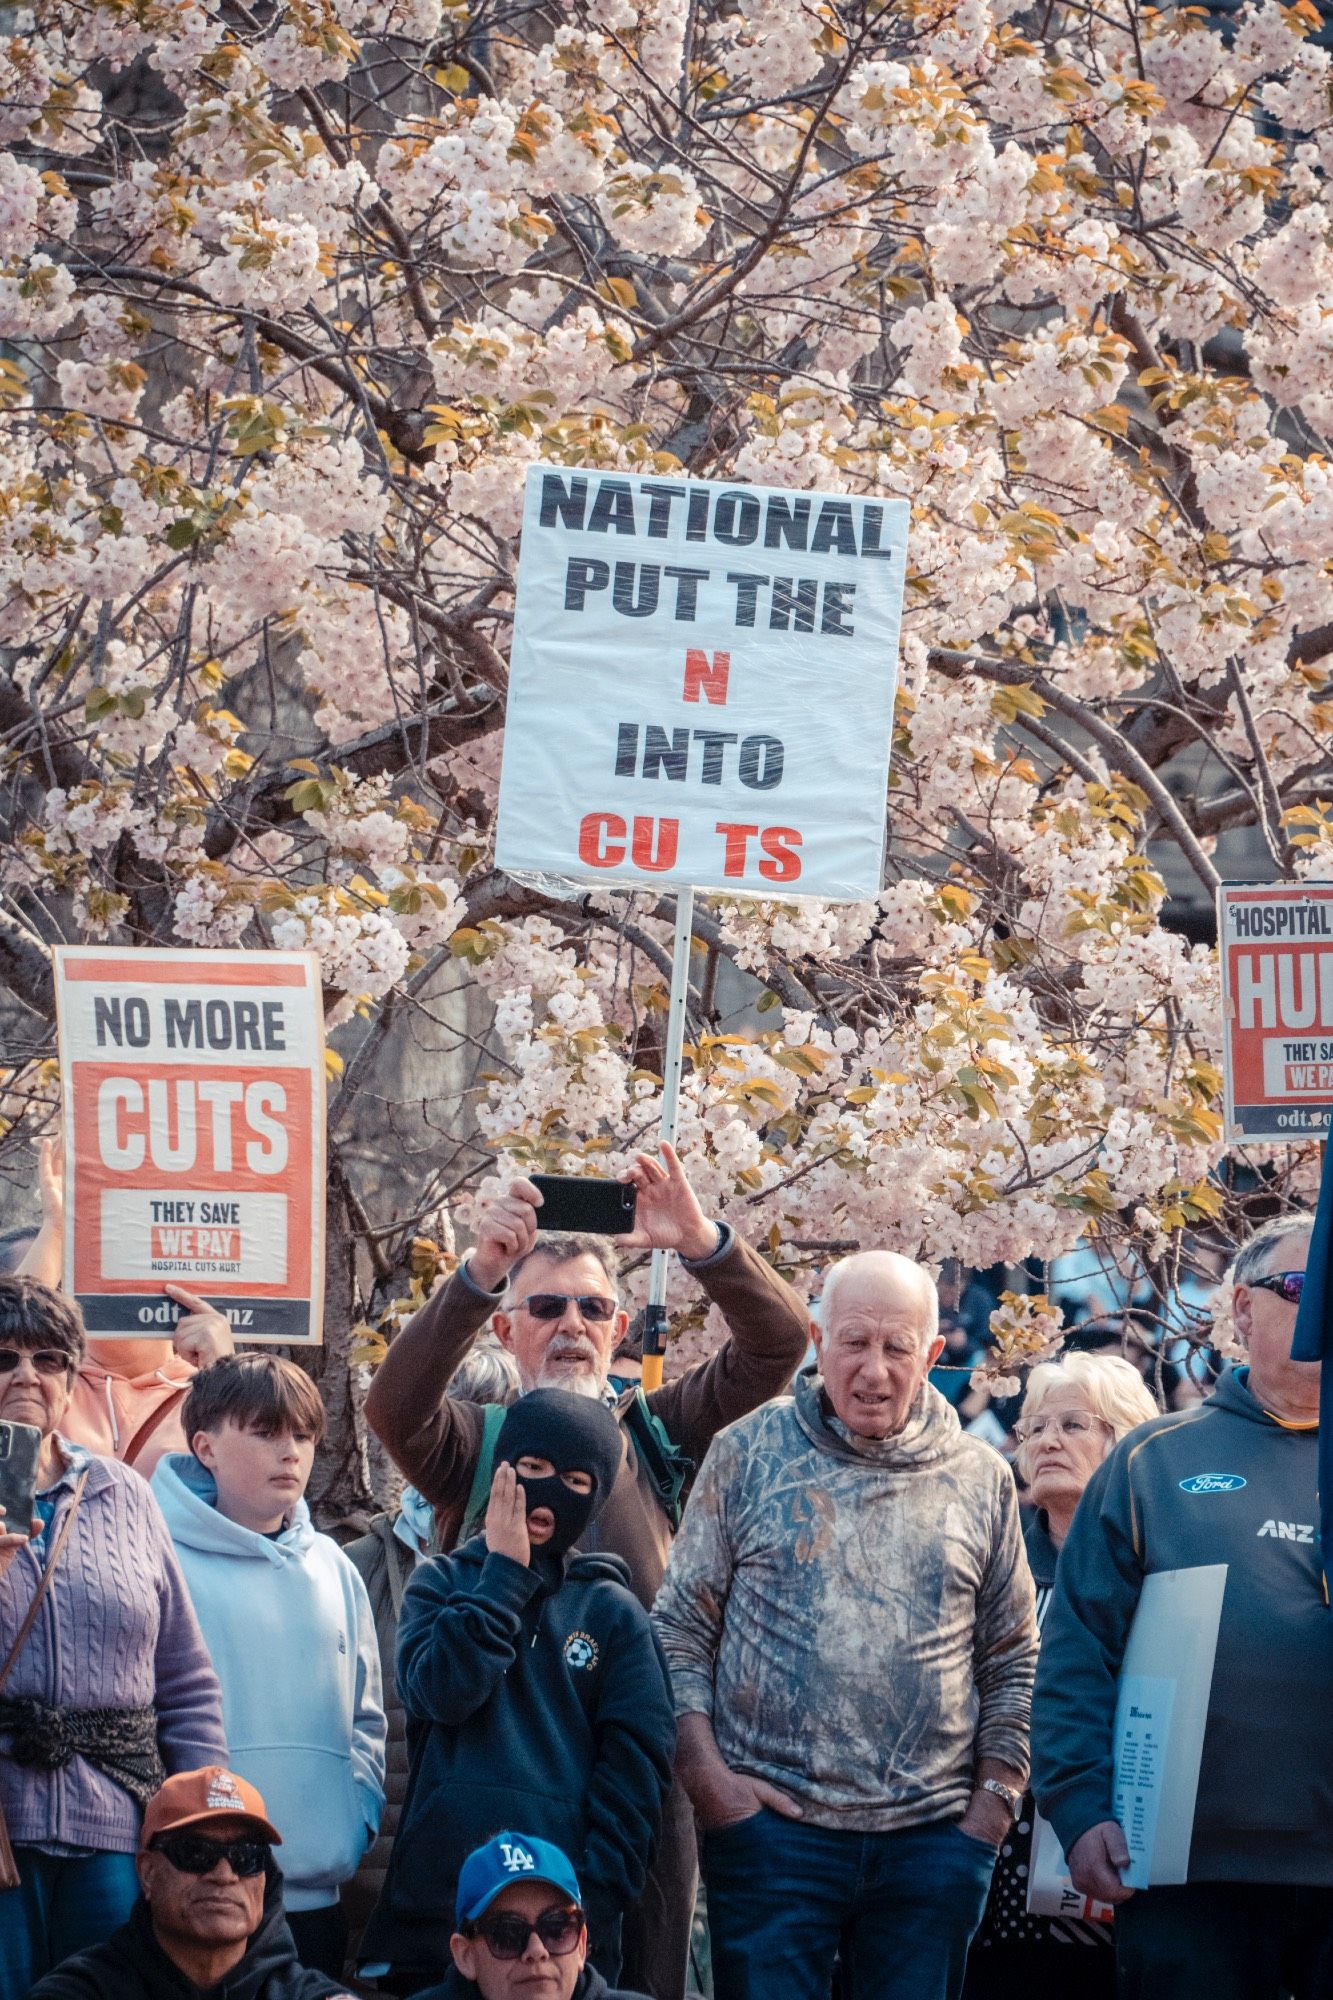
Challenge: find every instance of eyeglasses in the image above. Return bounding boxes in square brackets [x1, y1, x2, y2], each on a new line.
[1250, 1271, 1305, 1305]
[151, 1833, 270, 1878]
[471, 1908, 585, 1959]
[517, 1293, 618, 1323]
[0, 1348, 72, 1379]
[1015, 1412, 1112, 1444]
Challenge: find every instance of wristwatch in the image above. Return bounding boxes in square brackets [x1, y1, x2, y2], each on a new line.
[980, 1779, 1023, 1821]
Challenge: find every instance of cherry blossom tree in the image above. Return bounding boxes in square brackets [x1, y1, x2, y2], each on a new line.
[3, 0, 1331, 1503]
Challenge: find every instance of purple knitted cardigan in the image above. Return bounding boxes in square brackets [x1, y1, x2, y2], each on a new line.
[0, 1451, 227, 1852]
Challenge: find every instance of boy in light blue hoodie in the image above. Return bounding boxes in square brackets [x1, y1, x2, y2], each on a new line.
[151, 1354, 386, 1980]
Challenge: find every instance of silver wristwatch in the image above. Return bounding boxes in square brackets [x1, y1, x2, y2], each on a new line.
[980, 1778, 1023, 1821]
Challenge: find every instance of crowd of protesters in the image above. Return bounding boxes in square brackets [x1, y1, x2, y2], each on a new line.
[0, 1134, 1327, 2000]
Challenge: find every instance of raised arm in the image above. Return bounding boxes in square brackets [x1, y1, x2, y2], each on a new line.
[363, 1184, 546, 1504]
[621, 1146, 811, 1464]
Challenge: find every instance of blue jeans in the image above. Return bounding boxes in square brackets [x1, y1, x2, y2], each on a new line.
[703, 1809, 997, 2000]
[0, 1847, 140, 2000]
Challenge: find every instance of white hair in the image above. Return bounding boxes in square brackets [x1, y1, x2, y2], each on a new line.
[1017, 1351, 1158, 1472]
[819, 1251, 939, 1353]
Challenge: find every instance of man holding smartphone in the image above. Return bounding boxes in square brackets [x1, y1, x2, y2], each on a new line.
[364, 1142, 811, 2000]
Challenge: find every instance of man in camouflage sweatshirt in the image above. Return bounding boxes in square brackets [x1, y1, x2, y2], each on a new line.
[653, 1251, 1037, 2000]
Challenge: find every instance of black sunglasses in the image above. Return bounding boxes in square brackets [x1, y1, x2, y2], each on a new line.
[1251, 1271, 1305, 1305]
[0, 1348, 72, 1378]
[151, 1833, 271, 1878]
[518, 1293, 618, 1323]
[471, 1908, 584, 1959]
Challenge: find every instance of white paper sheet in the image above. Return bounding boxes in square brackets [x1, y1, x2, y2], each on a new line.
[1111, 1564, 1227, 1886]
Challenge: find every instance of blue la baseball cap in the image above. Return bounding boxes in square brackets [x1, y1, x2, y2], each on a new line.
[455, 1833, 584, 1927]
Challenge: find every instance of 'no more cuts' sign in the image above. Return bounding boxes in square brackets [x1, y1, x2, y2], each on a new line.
[1219, 883, 1333, 1141]
[54, 947, 326, 1342]
[494, 467, 909, 902]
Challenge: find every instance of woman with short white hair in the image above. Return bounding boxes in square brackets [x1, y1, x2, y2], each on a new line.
[963, 1350, 1159, 1999]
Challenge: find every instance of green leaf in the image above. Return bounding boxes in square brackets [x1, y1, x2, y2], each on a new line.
[165, 518, 198, 550]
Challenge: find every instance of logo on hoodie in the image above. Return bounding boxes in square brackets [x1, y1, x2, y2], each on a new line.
[563, 1631, 599, 1672]
[1179, 1473, 1247, 1494]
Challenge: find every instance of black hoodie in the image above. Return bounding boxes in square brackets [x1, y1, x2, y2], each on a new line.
[28, 1869, 345, 2000]
[358, 1537, 676, 1982]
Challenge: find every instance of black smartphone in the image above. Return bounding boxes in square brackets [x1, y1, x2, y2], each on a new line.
[531, 1174, 638, 1235]
[0, 1420, 42, 1536]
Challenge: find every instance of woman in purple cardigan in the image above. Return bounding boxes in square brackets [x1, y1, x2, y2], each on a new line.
[0, 1276, 227, 1999]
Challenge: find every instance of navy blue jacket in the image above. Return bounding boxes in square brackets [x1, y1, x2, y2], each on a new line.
[360, 1536, 675, 1979]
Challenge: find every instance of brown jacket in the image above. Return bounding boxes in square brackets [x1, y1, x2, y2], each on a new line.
[364, 1231, 811, 1608]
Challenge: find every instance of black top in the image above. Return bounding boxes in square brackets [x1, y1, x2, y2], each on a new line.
[359, 1535, 676, 1981]
[28, 1871, 346, 1999]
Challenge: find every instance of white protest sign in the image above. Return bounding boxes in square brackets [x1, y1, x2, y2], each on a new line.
[494, 466, 908, 902]
[1111, 1565, 1227, 1886]
[55, 947, 326, 1344]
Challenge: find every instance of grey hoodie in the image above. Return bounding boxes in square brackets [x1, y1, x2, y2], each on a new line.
[1033, 1365, 1333, 1885]
[652, 1372, 1037, 1828]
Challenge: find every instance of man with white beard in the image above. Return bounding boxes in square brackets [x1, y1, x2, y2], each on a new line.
[364, 1142, 810, 2000]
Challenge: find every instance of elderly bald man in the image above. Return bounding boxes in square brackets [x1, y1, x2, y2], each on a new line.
[653, 1251, 1037, 2000]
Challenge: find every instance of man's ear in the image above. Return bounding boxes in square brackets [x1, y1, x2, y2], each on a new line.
[191, 1428, 218, 1470]
[1232, 1284, 1253, 1345]
[450, 1932, 479, 1981]
[491, 1311, 517, 1355]
[810, 1319, 824, 1369]
[924, 1332, 946, 1371]
[137, 1852, 156, 1903]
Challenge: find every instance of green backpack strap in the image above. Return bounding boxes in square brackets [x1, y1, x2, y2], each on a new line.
[459, 1402, 507, 1544]
[624, 1388, 694, 1532]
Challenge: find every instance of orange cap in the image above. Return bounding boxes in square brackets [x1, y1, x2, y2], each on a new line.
[140, 1768, 282, 1851]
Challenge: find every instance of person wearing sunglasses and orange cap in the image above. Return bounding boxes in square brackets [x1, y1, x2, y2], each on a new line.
[27, 1767, 357, 2000]
[417, 1833, 648, 2000]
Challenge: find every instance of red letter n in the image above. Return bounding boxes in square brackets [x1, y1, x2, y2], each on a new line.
[683, 649, 731, 706]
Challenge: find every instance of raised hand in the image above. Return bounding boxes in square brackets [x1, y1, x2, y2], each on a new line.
[165, 1286, 236, 1370]
[484, 1460, 531, 1567]
[620, 1144, 720, 1262]
[468, 1180, 543, 1293]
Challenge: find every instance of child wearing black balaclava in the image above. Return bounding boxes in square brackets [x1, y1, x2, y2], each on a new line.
[360, 1392, 676, 1996]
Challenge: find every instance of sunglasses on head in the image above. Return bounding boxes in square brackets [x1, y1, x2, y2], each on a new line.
[0, 1348, 71, 1379]
[1251, 1271, 1305, 1305]
[470, 1908, 584, 1959]
[151, 1833, 270, 1878]
[517, 1293, 617, 1323]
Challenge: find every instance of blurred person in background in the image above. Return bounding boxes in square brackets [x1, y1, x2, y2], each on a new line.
[964, 1352, 1158, 1999]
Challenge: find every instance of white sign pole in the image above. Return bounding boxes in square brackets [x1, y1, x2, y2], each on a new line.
[641, 886, 695, 1391]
